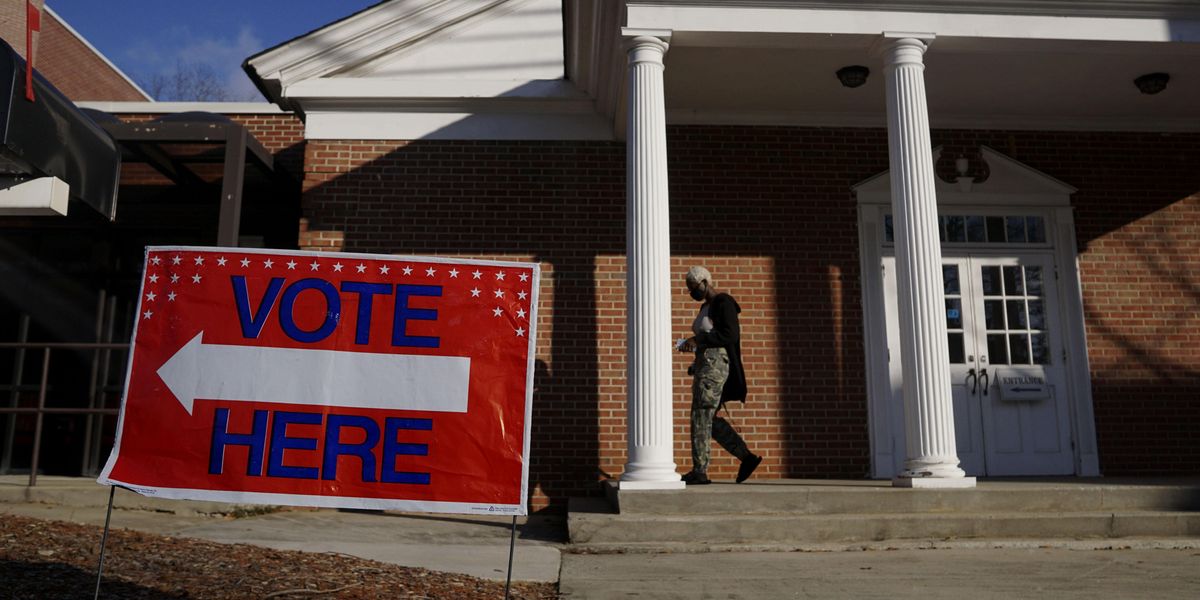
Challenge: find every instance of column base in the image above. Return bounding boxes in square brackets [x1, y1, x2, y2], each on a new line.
[617, 478, 685, 490]
[892, 476, 977, 489]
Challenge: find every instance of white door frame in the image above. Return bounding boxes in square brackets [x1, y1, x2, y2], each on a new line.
[855, 146, 1101, 479]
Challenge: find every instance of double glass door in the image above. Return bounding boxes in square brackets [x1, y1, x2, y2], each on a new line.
[884, 253, 1074, 476]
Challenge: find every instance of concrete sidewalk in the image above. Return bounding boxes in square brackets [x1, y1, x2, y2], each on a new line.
[0, 476, 565, 582]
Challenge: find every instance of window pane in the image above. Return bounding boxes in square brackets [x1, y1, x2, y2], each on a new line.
[984, 300, 1006, 329]
[1006, 300, 1028, 329]
[988, 334, 1010, 365]
[1027, 216, 1046, 243]
[1003, 266, 1024, 295]
[1006, 216, 1027, 242]
[948, 332, 965, 364]
[1009, 333, 1031, 364]
[884, 214, 894, 242]
[966, 216, 986, 242]
[939, 215, 947, 242]
[981, 266, 1002, 295]
[987, 216, 1007, 242]
[1031, 333, 1051, 364]
[946, 298, 963, 329]
[1028, 299, 1045, 329]
[943, 265, 960, 295]
[946, 216, 966, 242]
[1025, 266, 1044, 296]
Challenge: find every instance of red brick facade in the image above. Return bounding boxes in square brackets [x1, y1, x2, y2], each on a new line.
[296, 127, 1198, 509]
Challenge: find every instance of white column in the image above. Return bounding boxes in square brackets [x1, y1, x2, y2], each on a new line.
[619, 33, 683, 490]
[882, 34, 975, 488]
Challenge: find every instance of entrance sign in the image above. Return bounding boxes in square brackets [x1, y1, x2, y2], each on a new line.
[997, 371, 1051, 402]
[99, 247, 539, 515]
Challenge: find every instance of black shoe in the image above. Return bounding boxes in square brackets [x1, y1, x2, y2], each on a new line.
[736, 454, 762, 483]
[682, 471, 711, 485]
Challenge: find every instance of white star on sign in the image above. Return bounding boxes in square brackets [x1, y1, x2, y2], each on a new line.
[470, 288, 481, 298]
[516, 308, 527, 319]
[287, 260, 297, 270]
[310, 261, 320, 271]
[192, 274, 202, 283]
[403, 266, 413, 276]
[518, 290, 528, 300]
[333, 263, 344, 272]
[356, 263, 367, 273]
[493, 307, 503, 317]
[494, 289, 505, 299]
[379, 265, 391, 275]
[426, 267, 437, 277]
[167, 292, 177, 302]
[145, 292, 157, 302]
[240, 258, 250, 268]
[472, 270, 482, 279]
[519, 272, 529, 282]
[148, 274, 159, 283]
[143, 310, 153, 320]
[170, 274, 180, 283]
[515, 327, 525, 337]
[449, 268, 459, 278]
[495, 271, 506, 281]
[171, 255, 182, 265]
[150, 256, 162, 265]
[217, 257, 228, 266]
[194, 256, 205, 266]
[264, 259, 275, 269]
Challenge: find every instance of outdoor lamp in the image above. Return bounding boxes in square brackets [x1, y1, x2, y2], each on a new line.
[836, 65, 870, 88]
[1134, 72, 1170, 95]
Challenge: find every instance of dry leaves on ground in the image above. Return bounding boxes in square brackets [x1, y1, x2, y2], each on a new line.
[0, 514, 556, 599]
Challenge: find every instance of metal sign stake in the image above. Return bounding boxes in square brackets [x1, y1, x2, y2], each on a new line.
[93, 485, 116, 600]
[503, 515, 517, 600]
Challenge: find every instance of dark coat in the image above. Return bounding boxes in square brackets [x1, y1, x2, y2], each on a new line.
[696, 293, 748, 404]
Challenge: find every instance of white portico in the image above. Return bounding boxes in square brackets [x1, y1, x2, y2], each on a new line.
[565, 0, 1200, 488]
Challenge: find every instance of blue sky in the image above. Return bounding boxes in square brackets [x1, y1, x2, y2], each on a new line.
[48, 1, 381, 101]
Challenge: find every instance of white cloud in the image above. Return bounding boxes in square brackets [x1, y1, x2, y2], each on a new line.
[123, 25, 266, 101]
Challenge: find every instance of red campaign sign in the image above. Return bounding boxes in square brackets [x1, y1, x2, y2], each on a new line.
[99, 247, 539, 516]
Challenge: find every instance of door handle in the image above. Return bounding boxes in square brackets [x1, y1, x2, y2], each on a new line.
[967, 368, 977, 394]
[979, 368, 989, 396]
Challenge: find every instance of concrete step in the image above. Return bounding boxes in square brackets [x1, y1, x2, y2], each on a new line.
[603, 479, 1200, 516]
[569, 502, 1200, 545]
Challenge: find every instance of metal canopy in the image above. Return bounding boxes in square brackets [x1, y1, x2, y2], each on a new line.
[0, 40, 121, 218]
[98, 116, 284, 246]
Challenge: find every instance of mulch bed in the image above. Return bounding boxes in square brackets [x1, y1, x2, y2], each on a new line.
[0, 514, 557, 599]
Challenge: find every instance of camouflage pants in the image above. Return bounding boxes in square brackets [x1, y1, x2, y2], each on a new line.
[690, 347, 750, 473]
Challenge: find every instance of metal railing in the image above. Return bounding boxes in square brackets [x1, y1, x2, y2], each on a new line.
[0, 342, 128, 486]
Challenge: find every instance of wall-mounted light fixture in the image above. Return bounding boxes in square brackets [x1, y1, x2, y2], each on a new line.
[955, 156, 974, 192]
[1134, 72, 1170, 95]
[836, 65, 870, 88]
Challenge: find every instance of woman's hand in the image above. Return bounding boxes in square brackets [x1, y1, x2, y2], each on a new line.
[679, 336, 697, 352]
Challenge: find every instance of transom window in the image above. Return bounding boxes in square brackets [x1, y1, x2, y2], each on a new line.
[884, 214, 1047, 245]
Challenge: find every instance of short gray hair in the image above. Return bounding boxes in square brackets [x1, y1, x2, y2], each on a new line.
[685, 266, 712, 286]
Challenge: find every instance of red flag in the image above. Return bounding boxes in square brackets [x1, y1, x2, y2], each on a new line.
[25, 1, 41, 102]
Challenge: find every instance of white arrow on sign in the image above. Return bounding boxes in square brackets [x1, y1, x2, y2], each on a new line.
[157, 332, 471, 415]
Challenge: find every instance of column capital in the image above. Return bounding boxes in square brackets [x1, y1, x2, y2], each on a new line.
[622, 28, 671, 61]
[880, 34, 934, 68]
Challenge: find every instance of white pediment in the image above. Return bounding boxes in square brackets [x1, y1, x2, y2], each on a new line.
[854, 145, 1076, 206]
[246, 0, 570, 107]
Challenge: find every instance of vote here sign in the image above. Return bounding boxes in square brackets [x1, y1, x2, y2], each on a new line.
[99, 247, 539, 516]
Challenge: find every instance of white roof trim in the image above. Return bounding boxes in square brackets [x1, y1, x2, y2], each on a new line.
[632, 1, 1200, 20]
[627, 5, 1200, 43]
[247, 0, 514, 95]
[75, 101, 289, 114]
[44, 6, 153, 101]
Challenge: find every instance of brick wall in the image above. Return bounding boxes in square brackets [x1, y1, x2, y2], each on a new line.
[299, 127, 1200, 509]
